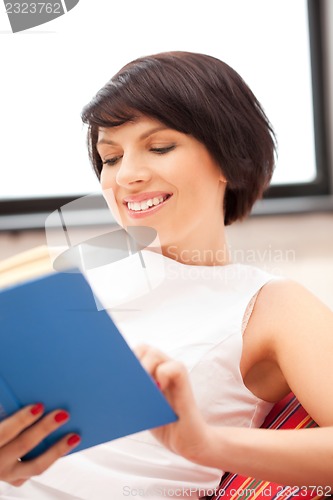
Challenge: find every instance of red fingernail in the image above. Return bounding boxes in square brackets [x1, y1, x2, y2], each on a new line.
[156, 381, 161, 389]
[30, 403, 44, 416]
[67, 434, 81, 446]
[54, 410, 69, 423]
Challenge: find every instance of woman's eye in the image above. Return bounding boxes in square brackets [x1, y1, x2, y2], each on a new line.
[102, 156, 122, 167]
[150, 145, 176, 154]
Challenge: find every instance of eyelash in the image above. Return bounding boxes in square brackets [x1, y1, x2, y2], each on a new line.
[102, 145, 176, 167]
[102, 157, 121, 167]
[150, 145, 176, 154]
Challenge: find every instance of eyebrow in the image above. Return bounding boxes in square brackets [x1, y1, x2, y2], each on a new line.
[96, 125, 170, 147]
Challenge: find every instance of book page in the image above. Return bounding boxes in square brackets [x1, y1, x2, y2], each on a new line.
[0, 246, 54, 289]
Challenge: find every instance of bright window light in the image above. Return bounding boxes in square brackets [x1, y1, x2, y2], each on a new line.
[0, 0, 316, 201]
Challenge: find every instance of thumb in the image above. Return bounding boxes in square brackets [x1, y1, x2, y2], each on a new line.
[155, 360, 198, 418]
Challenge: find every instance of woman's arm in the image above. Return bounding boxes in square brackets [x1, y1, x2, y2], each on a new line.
[201, 423, 333, 487]
[136, 281, 333, 487]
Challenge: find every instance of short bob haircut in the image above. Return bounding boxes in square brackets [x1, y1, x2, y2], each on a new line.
[81, 51, 276, 225]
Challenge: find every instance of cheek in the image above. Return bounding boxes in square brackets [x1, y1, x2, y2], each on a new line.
[102, 187, 123, 226]
[100, 168, 114, 190]
[100, 171, 120, 212]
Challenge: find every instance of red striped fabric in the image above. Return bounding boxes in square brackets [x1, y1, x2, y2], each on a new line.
[208, 393, 328, 500]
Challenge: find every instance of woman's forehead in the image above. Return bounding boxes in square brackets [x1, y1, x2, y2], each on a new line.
[97, 117, 173, 143]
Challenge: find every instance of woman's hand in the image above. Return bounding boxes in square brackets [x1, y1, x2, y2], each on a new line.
[135, 344, 212, 464]
[0, 404, 80, 487]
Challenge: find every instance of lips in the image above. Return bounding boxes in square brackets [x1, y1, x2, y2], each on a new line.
[123, 191, 172, 204]
[122, 192, 172, 217]
[127, 194, 171, 212]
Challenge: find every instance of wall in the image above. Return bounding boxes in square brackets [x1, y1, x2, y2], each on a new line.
[1, 213, 332, 309]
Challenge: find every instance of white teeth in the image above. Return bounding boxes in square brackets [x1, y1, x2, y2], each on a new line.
[127, 196, 168, 212]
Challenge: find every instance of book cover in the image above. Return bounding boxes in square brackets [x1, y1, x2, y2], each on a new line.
[0, 269, 177, 459]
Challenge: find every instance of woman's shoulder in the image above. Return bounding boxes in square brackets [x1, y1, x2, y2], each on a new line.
[251, 278, 333, 424]
[243, 279, 333, 414]
[250, 277, 333, 342]
[254, 277, 332, 328]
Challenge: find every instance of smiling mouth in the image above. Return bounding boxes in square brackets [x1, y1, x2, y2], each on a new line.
[126, 194, 171, 212]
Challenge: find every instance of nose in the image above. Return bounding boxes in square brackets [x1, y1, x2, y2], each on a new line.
[115, 153, 152, 187]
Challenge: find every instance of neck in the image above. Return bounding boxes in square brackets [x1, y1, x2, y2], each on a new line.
[161, 230, 231, 267]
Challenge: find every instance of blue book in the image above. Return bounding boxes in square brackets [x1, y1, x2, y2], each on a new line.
[0, 271, 177, 459]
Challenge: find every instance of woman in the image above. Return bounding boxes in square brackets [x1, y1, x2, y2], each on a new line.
[0, 51, 332, 498]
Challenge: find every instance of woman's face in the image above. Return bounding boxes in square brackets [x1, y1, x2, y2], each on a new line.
[97, 116, 226, 251]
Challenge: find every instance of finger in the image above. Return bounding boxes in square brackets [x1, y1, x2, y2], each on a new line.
[135, 345, 197, 418]
[135, 345, 171, 378]
[19, 433, 81, 479]
[0, 403, 45, 447]
[6, 409, 71, 461]
[133, 343, 153, 360]
[10, 478, 27, 487]
[155, 360, 198, 416]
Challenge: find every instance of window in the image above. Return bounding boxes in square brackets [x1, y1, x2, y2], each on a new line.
[0, 0, 331, 227]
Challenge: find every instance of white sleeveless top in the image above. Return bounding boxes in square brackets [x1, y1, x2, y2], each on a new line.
[0, 252, 278, 500]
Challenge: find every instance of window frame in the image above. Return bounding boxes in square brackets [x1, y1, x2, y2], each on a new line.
[263, 0, 331, 200]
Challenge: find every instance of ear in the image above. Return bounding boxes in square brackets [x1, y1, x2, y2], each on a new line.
[218, 170, 227, 184]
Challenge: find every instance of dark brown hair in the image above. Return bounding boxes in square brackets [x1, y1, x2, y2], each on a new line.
[81, 51, 276, 225]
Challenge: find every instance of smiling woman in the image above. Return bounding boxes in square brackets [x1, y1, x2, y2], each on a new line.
[81, 51, 275, 265]
[95, 117, 228, 263]
[82, 52, 276, 228]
